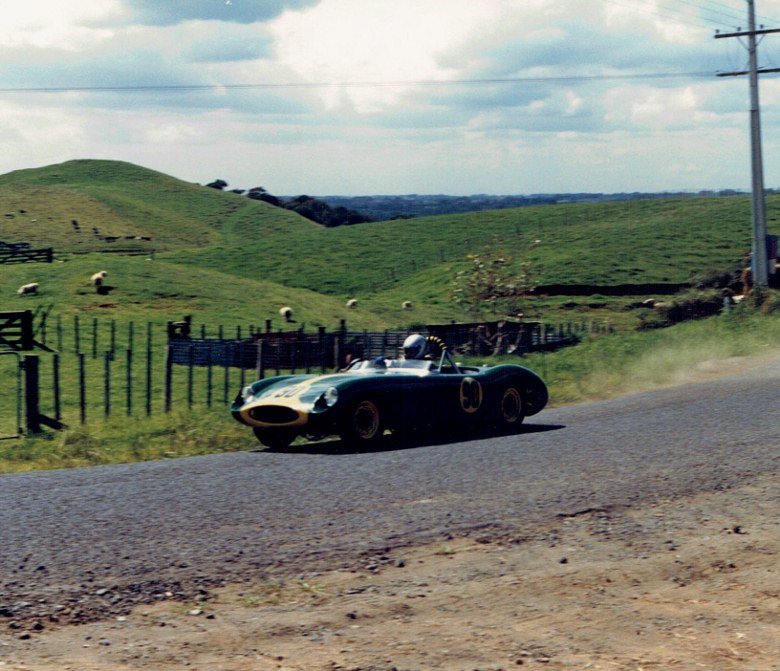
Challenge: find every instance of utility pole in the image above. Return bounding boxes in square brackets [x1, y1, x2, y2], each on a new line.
[716, 0, 780, 287]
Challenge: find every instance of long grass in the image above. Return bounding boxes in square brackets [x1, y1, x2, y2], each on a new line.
[519, 306, 780, 406]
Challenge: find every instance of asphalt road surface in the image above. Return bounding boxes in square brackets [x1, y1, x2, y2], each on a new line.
[2, 359, 780, 625]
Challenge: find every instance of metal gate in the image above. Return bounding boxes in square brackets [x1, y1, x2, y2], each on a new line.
[0, 350, 22, 440]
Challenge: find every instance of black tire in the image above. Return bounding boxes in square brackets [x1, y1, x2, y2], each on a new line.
[496, 386, 525, 432]
[339, 398, 384, 448]
[252, 427, 297, 449]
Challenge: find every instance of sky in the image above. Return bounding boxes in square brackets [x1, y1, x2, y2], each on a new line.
[1, 0, 780, 196]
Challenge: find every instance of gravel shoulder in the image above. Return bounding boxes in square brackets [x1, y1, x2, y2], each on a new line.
[4, 469, 780, 671]
[5, 351, 780, 670]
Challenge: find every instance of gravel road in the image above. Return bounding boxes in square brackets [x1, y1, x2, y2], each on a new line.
[2, 357, 780, 627]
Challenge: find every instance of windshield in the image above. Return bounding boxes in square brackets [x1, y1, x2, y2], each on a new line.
[345, 358, 435, 374]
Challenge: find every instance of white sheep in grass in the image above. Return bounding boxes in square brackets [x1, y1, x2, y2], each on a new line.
[402, 300, 413, 310]
[90, 270, 108, 286]
[346, 298, 358, 309]
[17, 282, 39, 296]
[279, 306, 293, 322]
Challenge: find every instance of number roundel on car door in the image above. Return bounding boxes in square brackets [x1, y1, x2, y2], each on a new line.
[459, 377, 483, 414]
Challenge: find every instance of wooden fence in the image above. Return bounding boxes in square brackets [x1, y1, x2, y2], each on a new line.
[0, 242, 53, 264]
[9, 314, 598, 431]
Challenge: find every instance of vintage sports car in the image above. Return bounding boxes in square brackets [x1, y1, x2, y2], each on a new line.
[231, 343, 548, 449]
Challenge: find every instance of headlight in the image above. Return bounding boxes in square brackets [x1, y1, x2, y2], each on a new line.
[240, 385, 255, 402]
[316, 386, 339, 409]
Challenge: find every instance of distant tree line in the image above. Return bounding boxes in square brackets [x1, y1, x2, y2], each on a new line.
[318, 190, 759, 221]
[206, 178, 763, 226]
[205, 180, 373, 228]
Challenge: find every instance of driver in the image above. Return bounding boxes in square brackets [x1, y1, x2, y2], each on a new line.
[402, 333, 447, 360]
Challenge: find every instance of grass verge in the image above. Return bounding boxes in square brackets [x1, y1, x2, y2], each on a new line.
[3, 306, 779, 474]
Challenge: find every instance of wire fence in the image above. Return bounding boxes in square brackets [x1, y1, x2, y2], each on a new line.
[8, 314, 603, 430]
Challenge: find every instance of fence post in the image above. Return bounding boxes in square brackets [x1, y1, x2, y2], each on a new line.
[92, 318, 98, 359]
[335, 319, 347, 370]
[222, 344, 231, 404]
[126, 348, 133, 416]
[187, 344, 194, 409]
[78, 352, 86, 425]
[146, 323, 153, 416]
[23, 355, 41, 433]
[256, 339, 265, 379]
[104, 351, 111, 417]
[206, 343, 213, 407]
[164, 343, 173, 413]
[74, 315, 81, 353]
[239, 341, 246, 388]
[52, 353, 61, 421]
[318, 327, 326, 373]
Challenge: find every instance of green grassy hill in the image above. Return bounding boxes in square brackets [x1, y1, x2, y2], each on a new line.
[1, 159, 776, 331]
[0, 159, 306, 254]
[4, 160, 780, 471]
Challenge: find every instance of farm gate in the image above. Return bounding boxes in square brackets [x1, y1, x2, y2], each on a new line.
[0, 311, 61, 436]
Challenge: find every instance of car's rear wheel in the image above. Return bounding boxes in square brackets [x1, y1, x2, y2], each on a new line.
[496, 386, 524, 432]
[252, 426, 297, 449]
[339, 399, 384, 448]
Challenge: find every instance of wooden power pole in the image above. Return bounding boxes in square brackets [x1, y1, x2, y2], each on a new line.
[716, 0, 780, 287]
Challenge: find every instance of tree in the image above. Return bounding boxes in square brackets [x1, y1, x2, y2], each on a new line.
[246, 186, 281, 206]
[206, 179, 228, 190]
[451, 244, 536, 320]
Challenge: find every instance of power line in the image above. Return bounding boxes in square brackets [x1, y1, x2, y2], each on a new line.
[604, 0, 778, 31]
[603, 0, 743, 29]
[0, 71, 722, 95]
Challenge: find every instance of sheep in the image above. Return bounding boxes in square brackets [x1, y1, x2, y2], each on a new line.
[279, 306, 293, 322]
[346, 298, 358, 309]
[90, 270, 108, 286]
[402, 300, 413, 310]
[17, 282, 39, 296]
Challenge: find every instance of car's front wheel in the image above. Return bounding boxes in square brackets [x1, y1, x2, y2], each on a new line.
[253, 427, 297, 449]
[496, 386, 525, 432]
[339, 398, 384, 448]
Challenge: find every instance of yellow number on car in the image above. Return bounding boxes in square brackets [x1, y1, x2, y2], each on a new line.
[459, 377, 483, 414]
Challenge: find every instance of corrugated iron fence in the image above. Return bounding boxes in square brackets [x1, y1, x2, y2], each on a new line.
[167, 319, 594, 372]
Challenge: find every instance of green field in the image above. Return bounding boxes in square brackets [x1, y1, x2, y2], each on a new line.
[1, 159, 779, 472]
[2, 159, 776, 330]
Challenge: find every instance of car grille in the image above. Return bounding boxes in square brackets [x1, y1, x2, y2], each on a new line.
[249, 406, 301, 425]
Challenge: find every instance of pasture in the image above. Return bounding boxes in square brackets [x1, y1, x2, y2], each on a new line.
[2, 159, 776, 331]
[2, 159, 780, 471]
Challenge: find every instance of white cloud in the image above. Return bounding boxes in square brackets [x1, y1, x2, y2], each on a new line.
[0, 0, 777, 194]
[0, 2, 123, 50]
[268, 0, 524, 112]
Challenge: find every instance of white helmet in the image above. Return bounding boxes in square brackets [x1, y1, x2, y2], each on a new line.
[403, 334, 427, 359]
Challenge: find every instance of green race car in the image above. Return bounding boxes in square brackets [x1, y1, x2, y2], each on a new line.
[231, 342, 548, 449]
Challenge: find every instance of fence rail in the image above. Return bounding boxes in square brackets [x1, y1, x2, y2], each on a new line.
[166, 320, 592, 372]
[4, 314, 603, 432]
[0, 246, 53, 264]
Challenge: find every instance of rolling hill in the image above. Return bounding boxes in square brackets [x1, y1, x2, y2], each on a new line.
[0, 159, 775, 330]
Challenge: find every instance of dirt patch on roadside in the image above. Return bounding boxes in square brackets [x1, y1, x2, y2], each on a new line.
[4, 471, 780, 670]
